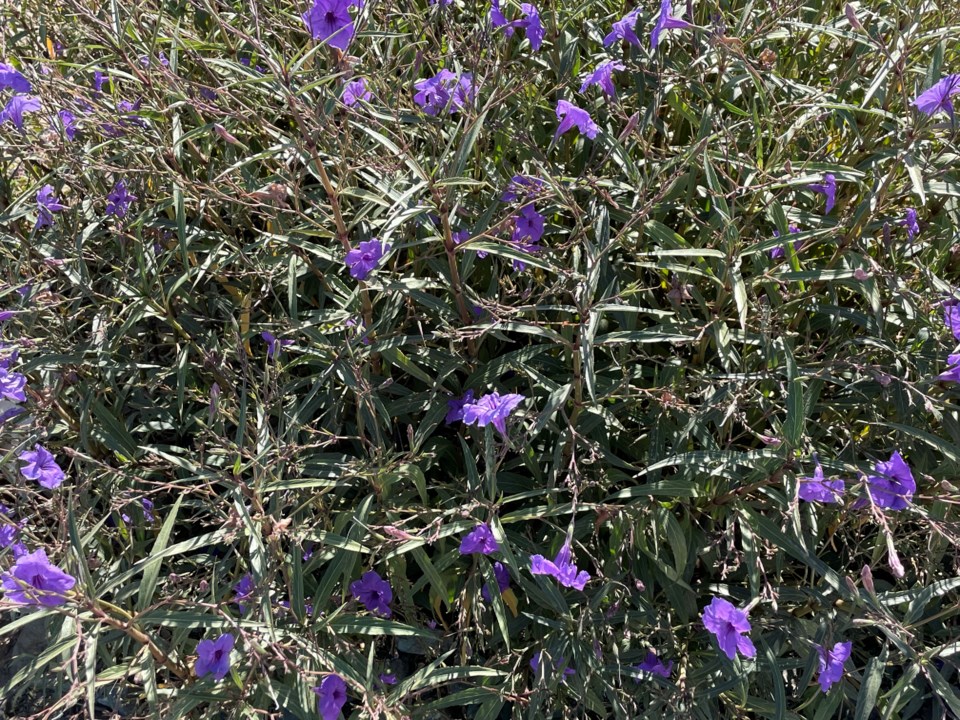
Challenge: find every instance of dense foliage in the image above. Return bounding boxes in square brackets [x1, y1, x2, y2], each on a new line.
[2, 0, 960, 717]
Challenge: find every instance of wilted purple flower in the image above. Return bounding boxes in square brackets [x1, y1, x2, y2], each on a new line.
[414, 69, 474, 115]
[142, 498, 155, 522]
[701, 596, 756, 660]
[344, 238, 390, 280]
[314, 674, 348, 720]
[0, 367, 27, 402]
[106, 180, 137, 218]
[911, 74, 960, 117]
[770, 225, 801, 259]
[195, 633, 234, 680]
[93, 71, 108, 92]
[36, 184, 67, 230]
[555, 99, 599, 140]
[530, 539, 590, 590]
[808, 174, 836, 214]
[604, 8, 642, 47]
[461, 391, 525, 434]
[57, 110, 77, 141]
[481, 561, 511, 602]
[815, 641, 851, 693]
[261, 331, 294, 359]
[1, 95, 41, 131]
[501, 175, 546, 202]
[342, 78, 371, 106]
[864, 451, 915, 510]
[233, 573, 254, 613]
[302, 0, 355, 51]
[19, 444, 66, 489]
[445, 390, 475, 424]
[580, 60, 625, 97]
[939, 353, 960, 383]
[0, 63, 31, 93]
[350, 570, 392, 616]
[944, 304, 960, 340]
[1, 549, 76, 606]
[651, 0, 692, 49]
[901, 208, 919, 240]
[459, 523, 499, 555]
[798, 459, 844, 503]
[636, 650, 673, 678]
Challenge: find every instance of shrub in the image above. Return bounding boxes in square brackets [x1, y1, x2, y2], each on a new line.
[1, 0, 960, 717]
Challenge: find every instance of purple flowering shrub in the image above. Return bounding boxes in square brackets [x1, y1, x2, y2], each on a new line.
[2, 0, 960, 718]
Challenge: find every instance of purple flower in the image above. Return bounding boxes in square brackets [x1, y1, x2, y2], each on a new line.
[636, 650, 673, 678]
[944, 304, 960, 340]
[901, 208, 919, 240]
[911, 74, 960, 117]
[939, 353, 960, 383]
[378, 672, 398, 685]
[555, 99, 599, 140]
[510, 204, 545, 271]
[106, 180, 137, 218]
[808, 174, 836, 214]
[530, 539, 590, 590]
[529, 651, 576, 677]
[864, 451, 915, 510]
[19, 444, 66, 489]
[234, 573, 254, 613]
[651, 0, 692, 49]
[501, 175, 546, 202]
[302, 0, 355, 52]
[580, 60, 625, 97]
[816, 641, 851, 693]
[414, 69, 474, 116]
[344, 238, 390, 280]
[770, 225, 801, 259]
[603, 8, 642, 47]
[1, 549, 76, 606]
[261, 331, 294, 359]
[314, 674, 348, 720]
[461, 391, 525, 435]
[513, 203, 545, 243]
[446, 390, 475, 424]
[481, 561, 511, 602]
[142, 498, 155, 522]
[350, 570, 392, 616]
[57, 110, 77, 141]
[195, 633, 234, 680]
[93, 71, 108, 92]
[798, 459, 844, 503]
[490, 2, 544, 50]
[0, 367, 27, 402]
[0, 507, 19, 549]
[0, 63, 31, 93]
[459, 523, 499, 555]
[701, 596, 756, 660]
[36, 184, 67, 230]
[1, 95, 42, 131]
[342, 78, 371, 106]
